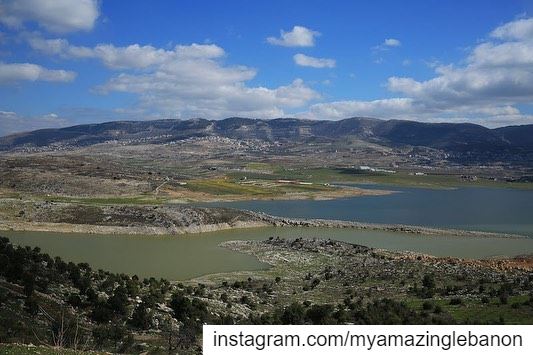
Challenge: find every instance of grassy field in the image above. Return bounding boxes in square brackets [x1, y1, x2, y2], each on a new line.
[45, 195, 168, 205]
[19, 174, 352, 205]
[36, 170, 533, 206]
[185, 178, 277, 196]
[2, 164, 531, 210]
[228, 165, 533, 190]
[406, 295, 533, 324]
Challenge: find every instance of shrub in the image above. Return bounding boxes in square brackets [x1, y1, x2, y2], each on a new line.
[449, 297, 463, 306]
[422, 301, 434, 310]
[499, 294, 508, 305]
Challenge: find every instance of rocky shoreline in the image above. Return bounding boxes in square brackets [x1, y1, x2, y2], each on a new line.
[0, 201, 527, 239]
[0, 220, 271, 235]
[251, 212, 528, 239]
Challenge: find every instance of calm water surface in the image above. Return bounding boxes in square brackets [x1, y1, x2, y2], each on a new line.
[4, 186, 532, 280]
[201, 186, 533, 236]
[4, 226, 533, 280]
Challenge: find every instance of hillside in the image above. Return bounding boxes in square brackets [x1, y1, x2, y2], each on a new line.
[1, 117, 532, 155]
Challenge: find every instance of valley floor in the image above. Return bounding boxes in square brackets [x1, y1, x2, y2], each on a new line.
[1, 143, 532, 353]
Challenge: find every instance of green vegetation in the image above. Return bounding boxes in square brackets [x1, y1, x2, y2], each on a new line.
[3, 163, 532, 211]
[251, 298, 454, 325]
[0, 344, 105, 354]
[407, 295, 533, 325]
[227, 166, 533, 190]
[185, 178, 276, 196]
[1, 235, 532, 354]
[181, 176, 337, 199]
[198, 238, 533, 325]
[44, 195, 168, 206]
[0, 236, 206, 353]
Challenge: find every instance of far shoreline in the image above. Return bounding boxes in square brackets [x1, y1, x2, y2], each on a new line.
[0, 213, 528, 240]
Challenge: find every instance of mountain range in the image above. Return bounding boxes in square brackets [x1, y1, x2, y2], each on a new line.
[1, 117, 532, 158]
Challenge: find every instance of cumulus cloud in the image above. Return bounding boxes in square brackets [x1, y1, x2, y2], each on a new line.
[293, 53, 335, 68]
[490, 17, 533, 40]
[0, 62, 76, 83]
[18, 15, 533, 127]
[387, 19, 533, 107]
[0, 0, 100, 33]
[0, 111, 70, 136]
[97, 66, 319, 119]
[25, 33, 227, 69]
[298, 98, 533, 127]
[384, 38, 401, 47]
[267, 26, 320, 47]
[301, 98, 417, 120]
[373, 38, 402, 51]
[300, 18, 533, 127]
[27, 36, 320, 118]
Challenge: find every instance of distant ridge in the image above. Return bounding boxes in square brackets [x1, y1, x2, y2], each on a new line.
[1, 117, 532, 158]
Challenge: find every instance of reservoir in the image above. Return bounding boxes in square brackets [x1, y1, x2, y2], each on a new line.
[4, 226, 533, 280]
[201, 186, 533, 237]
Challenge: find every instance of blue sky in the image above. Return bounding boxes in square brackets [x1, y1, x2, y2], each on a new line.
[0, 0, 532, 135]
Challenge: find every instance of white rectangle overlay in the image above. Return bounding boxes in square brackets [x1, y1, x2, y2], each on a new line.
[203, 325, 532, 354]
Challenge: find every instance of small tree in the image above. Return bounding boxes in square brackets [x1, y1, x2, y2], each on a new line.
[107, 286, 129, 316]
[130, 303, 153, 330]
[280, 303, 306, 324]
[24, 294, 39, 316]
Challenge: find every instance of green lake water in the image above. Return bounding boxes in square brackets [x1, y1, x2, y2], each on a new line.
[4, 226, 533, 280]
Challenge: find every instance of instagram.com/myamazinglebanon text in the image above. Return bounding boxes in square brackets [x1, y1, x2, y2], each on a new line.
[203, 325, 532, 354]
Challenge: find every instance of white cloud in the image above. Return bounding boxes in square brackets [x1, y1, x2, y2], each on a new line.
[301, 17, 532, 127]
[490, 17, 533, 40]
[83, 44, 171, 69]
[387, 25, 533, 107]
[384, 38, 401, 47]
[26, 39, 317, 118]
[293, 53, 335, 68]
[18, 15, 533, 127]
[0, 110, 70, 136]
[391, 18, 533, 109]
[373, 38, 402, 51]
[26, 34, 321, 117]
[0, 0, 99, 33]
[175, 43, 225, 58]
[371, 38, 401, 64]
[300, 98, 417, 120]
[467, 41, 533, 68]
[97, 63, 319, 119]
[301, 98, 522, 121]
[0, 62, 76, 82]
[26, 33, 226, 69]
[267, 26, 320, 47]
[298, 98, 532, 127]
